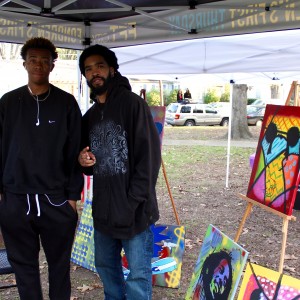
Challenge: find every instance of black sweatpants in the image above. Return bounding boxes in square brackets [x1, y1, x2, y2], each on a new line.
[0, 192, 78, 300]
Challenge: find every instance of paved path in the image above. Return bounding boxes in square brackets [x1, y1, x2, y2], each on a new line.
[163, 139, 258, 148]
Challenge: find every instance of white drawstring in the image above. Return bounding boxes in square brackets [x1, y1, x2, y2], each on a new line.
[26, 194, 30, 215]
[44, 194, 68, 207]
[26, 194, 67, 217]
[35, 194, 41, 217]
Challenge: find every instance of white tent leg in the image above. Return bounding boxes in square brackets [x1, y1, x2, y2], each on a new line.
[225, 81, 234, 188]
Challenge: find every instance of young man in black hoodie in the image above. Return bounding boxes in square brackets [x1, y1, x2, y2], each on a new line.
[0, 37, 83, 299]
[78, 45, 161, 299]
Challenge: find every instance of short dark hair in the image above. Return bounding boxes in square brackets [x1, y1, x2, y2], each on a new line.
[20, 37, 58, 61]
[79, 44, 119, 76]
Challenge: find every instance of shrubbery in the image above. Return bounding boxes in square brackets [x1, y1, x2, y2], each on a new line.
[203, 88, 219, 104]
[146, 89, 161, 106]
[247, 98, 257, 105]
[145, 89, 177, 106]
[204, 85, 230, 104]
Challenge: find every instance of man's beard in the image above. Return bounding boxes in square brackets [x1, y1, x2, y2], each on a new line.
[87, 75, 111, 96]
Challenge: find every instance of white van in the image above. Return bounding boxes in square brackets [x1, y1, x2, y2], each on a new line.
[165, 102, 229, 126]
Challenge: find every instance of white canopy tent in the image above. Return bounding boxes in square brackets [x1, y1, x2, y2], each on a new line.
[107, 28, 300, 188]
[0, 0, 300, 49]
[1, 0, 300, 188]
[113, 28, 300, 77]
[1, 0, 300, 79]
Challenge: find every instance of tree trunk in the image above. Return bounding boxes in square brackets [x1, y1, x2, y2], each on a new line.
[271, 84, 280, 99]
[231, 84, 252, 140]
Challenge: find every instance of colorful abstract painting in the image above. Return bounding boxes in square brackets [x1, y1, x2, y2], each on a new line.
[247, 104, 300, 215]
[185, 224, 248, 300]
[122, 224, 185, 288]
[237, 263, 300, 299]
[71, 202, 186, 288]
[151, 224, 185, 288]
[150, 106, 166, 147]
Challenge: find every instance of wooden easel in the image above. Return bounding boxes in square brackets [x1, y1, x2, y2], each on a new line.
[161, 158, 180, 225]
[235, 80, 300, 273]
[285, 80, 300, 106]
[235, 194, 296, 273]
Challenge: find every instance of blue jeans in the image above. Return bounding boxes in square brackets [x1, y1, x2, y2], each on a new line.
[94, 227, 154, 300]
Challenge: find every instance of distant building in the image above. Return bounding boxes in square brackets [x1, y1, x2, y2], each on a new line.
[128, 77, 179, 96]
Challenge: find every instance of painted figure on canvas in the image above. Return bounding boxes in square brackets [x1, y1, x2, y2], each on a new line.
[238, 263, 300, 300]
[185, 224, 248, 300]
[247, 105, 300, 215]
[193, 250, 233, 300]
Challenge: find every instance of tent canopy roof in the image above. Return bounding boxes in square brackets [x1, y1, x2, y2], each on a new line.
[114, 29, 300, 78]
[1, 1, 300, 79]
[1, 0, 222, 22]
[1, 0, 300, 49]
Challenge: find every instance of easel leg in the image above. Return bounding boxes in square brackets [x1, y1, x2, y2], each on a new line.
[234, 202, 253, 242]
[279, 217, 289, 273]
[161, 158, 180, 225]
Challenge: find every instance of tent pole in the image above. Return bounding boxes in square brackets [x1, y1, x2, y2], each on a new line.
[225, 81, 234, 188]
[76, 50, 82, 110]
[159, 80, 163, 106]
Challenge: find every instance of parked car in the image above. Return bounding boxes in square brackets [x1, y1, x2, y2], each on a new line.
[247, 106, 265, 126]
[208, 102, 231, 116]
[165, 102, 229, 126]
[247, 99, 266, 107]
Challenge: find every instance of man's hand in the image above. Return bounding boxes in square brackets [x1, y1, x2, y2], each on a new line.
[78, 146, 96, 167]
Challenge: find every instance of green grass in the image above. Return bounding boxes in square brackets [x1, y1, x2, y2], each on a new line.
[162, 145, 253, 168]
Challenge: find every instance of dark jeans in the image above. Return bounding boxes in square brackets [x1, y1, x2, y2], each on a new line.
[94, 227, 154, 300]
[0, 192, 78, 300]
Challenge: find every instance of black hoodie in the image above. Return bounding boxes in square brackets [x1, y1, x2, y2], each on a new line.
[0, 85, 83, 200]
[81, 73, 161, 239]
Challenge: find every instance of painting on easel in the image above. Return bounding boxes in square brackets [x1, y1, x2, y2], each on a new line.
[247, 104, 300, 216]
[237, 262, 300, 299]
[185, 224, 248, 300]
[149, 106, 166, 147]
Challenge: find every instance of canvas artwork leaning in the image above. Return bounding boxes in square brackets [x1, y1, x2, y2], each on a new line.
[71, 196, 186, 288]
[237, 262, 300, 300]
[122, 223, 186, 288]
[247, 104, 300, 215]
[185, 224, 248, 300]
